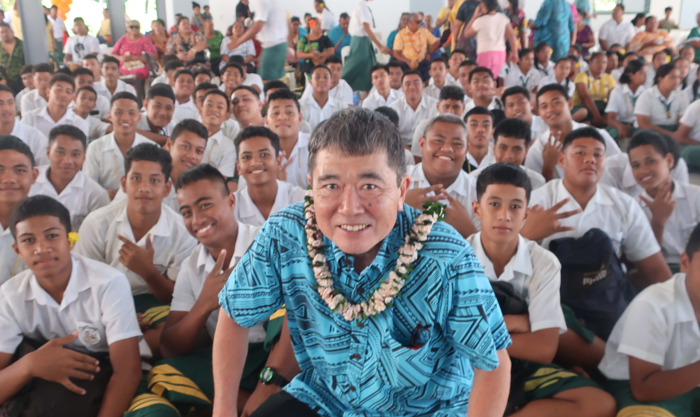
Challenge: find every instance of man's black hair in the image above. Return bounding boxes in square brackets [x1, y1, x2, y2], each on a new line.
[476, 162, 532, 202]
[32, 63, 53, 75]
[9, 196, 72, 239]
[439, 85, 465, 102]
[102, 56, 120, 66]
[685, 223, 700, 260]
[502, 86, 530, 105]
[536, 83, 569, 102]
[465, 106, 493, 122]
[171, 119, 209, 144]
[493, 118, 531, 148]
[174, 164, 229, 196]
[232, 85, 260, 99]
[20, 65, 33, 76]
[124, 143, 173, 179]
[370, 64, 389, 77]
[0, 135, 34, 167]
[267, 88, 300, 112]
[459, 59, 477, 69]
[374, 106, 400, 128]
[174, 69, 194, 83]
[627, 129, 679, 170]
[165, 60, 185, 72]
[202, 89, 231, 112]
[234, 125, 280, 157]
[469, 66, 494, 83]
[111, 91, 140, 107]
[193, 68, 212, 80]
[49, 73, 75, 90]
[264, 80, 289, 93]
[148, 83, 176, 102]
[561, 126, 606, 150]
[222, 62, 245, 78]
[48, 125, 87, 151]
[76, 85, 97, 99]
[72, 67, 94, 79]
[325, 55, 342, 66]
[401, 69, 422, 83]
[194, 82, 217, 96]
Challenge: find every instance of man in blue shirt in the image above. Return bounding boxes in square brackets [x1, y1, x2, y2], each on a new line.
[213, 108, 511, 417]
[328, 13, 352, 58]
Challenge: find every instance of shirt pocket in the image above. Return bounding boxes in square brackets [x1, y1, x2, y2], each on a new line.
[76, 320, 107, 352]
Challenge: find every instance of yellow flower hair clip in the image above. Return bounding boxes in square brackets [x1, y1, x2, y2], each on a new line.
[68, 232, 80, 248]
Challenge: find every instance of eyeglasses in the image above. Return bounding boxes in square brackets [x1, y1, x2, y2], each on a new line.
[130, 25, 140, 29]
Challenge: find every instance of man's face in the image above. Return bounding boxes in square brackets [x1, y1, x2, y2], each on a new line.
[21, 73, 34, 90]
[0, 91, 15, 123]
[166, 68, 183, 86]
[12, 215, 71, 278]
[178, 181, 235, 247]
[371, 69, 389, 90]
[73, 21, 87, 36]
[340, 17, 350, 31]
[458, 65, 475, 93]
[628, 144, 673, 191]
[473, 183, 528, 245]
[174, 74, 195, 97]
[402, 74, 423, 102]
[122, 160, 171, 214]
[194, 72, 211, 86]
[75, 90, 97, 114]
[47, 135, 85, 183]
[437, 99, 464, 116]
[407, 14, 421, 32]
[559, 137, 606, 188]
[327, 63, 343, 87]
[589, 55, 607, 75]
[645, 17, 658, 32]
[48, 81, 75, 109]
[519, 53, 535, 73]
[429, 62, 447, 84]
[494, 136, 528, 165]
[50, 7, 58, 18]
[0, 26, 13, 43]
[388, 66, 403, 90]
[681, 48, 695, 63]
[201, 94, 229, 127]
[0, 149, 37, 206]
[146, 96, 175, 128]
[232, 89, 262, 123]
[75, 74, 94, 89]
[82, 58, 101, 80]
[537, 90, 570, 127]
[504, 93, 532, 122]
[419, 121, 468, 178]
[102, 62, 120, 82]
[237, 136, 279, 186]
[612, 5, 624, 20]
[466, 114, 493, 149]
[449, 53, 466, 75]
[311, 68, 331, 94]
[311, 147, 409, 257]
[110, 98, 140, 136]
[470, 71, 494, 100]
[222, 68, 243, 89]
[170, 132, 206, 176]
[266, 99, 301, 139]
[34, 72, 51, 92]
[554, 60, 572, 81]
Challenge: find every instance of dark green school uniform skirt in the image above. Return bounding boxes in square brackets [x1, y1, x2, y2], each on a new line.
[259, 42, 288, 81]
[605, 380, 700, 417]
[342, 36, 376, 92]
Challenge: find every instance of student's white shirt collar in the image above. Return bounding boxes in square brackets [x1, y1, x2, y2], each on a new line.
[113, 200, 173, 241]
[37, 106, 77, 125]
[208, 129, 227, 144]
[670, 273, 698, 323]
[308, 95, 339, 111]
[639, 180, 686, 203]
[652, 85, 677, 103]
[557, 180, 613, 209]
[25, 255, 90, 310]
[622, 83, 645, 98]
[470, 233, 534, 281]
[196, 222, 254, 272]
[101, 132, 151, 154]
[177, 97, 196, 108]
[35, 165, 86, 193]
[372, 88, 399, 102]
[237, 180, 293, 223]
[288, 132, 309, 161]
[411, 163, 472, 199]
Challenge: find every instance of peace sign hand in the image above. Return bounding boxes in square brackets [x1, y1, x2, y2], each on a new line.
[542, 131, 563, 171]
[117, 234, 156, 279]
[405, 184, 447, 210]
[277, 152, 295, 182]
[196, 249, 235, 312]
[639, 181, 676, 226]
[520, 198, 581, 241]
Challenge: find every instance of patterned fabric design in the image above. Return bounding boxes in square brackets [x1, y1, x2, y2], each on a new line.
[219, 203, 510, 416]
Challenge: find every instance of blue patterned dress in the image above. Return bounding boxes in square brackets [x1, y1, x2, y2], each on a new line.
[533, 0, 575, 61]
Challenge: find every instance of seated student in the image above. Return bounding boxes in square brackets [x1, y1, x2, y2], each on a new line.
[84, 92, 157, 198]
[447, 48, 467, 86]
[29, 125, 109, 231]
[300, 56, 354, 107]
[635, 63, 690, 138]
[193, 67, 212, 86]
[610, 52, 641, 82]
[411, 86, 466, 158]
[605, 59, 648, 140]
[263, 80, 289, 106]
[423, 57, 450, 100]
[464, 67, 504, 113]
[467, 163, 616, 417]
[386, 60, 406, 91]
[683, 64, 700, 105]
[219, 62, 245, 100]
[171, 69, 198, 123]
[265, 89, 311, 189]
[573, 52, 617, 127]
[499, 48, 542, 93]
[598, 223, 700, 417]
[502, 86, 548, 140]
[534, 42, 556, 78]
[200, 90, 238, 178]
[75, 144, 197, 358]
[406, 113, 479, 237]
[0, 195, 141, 416]
[232, 86, 265, 129]
[679, 45, 698, 89]
[464, 106, 496, 172]
[196, 82, 241, 140]
[389, 70, 439, 147]
[525, 84, 621, 181]
[537, 57, 576, 103]
[300, 65, 347, 131]
[135, 84, 177, 146]
[96, 56, 138, 102]
[71, 67, 111, 120]
[374, 106, 416, 166]
[74, 84, 113, 138]
[233, 127, 306, 226]
[227, 55, 266, 100]
[644, 50, 670, 89]
[567, 44, 589, 74]
[20, 63, 52, 116]
[469, 118, 546, 189]
[0, 136, 37, 284]
[457, 60, 478, 101]
[15, 65, 34, 114]
[152, 59, 185, 87]
[605, 50, 620, 76]
[81, 54, 105, 85]
[362, 65, 401, 111]
[114, 119, 209, 212]
[677, 100, 700, 170]
[0, 85, 49, 167]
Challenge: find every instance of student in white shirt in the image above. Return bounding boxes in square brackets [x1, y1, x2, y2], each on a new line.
[15, 65, 34, 114]
[684, 64, 700, 104]
[219, 62, 245, 102]
[468, 163, 616, 416]
[644, 50, 669, 89]
[136, 84, 176, 146]
[300, 56, 354, 107]
[464, 106, 496, 171]
[21, 74, 89, 140]
[96, 56, 138, 102]
[680, 45, 698, 90]
[20, 63, 52, 117]
[411, 86, 466, 158]
[447, 49, 467, 87]
[81, 54, 104, 86]
[29, 125, 109, 231]
[196, 83, 242, 141]
[389, 70, 438, 146]
[463, 67, 503, 113]
[84, 92, 156, 197]
[314, 0, 336, 34]
[598, 4, 635, 51]
[0, 137, 37, 284]
[199, 90, 238, 178]
[635, 63, 690, 138]
[0, 86, 48, 167]
[457, 60, 478, 101]
[75, 144, 197, 357]
[374, 106, 416, 167]
[405, 114, 478, 236]
[72, 86, 112, 141]
[228, 55, 266, 100]
[609, 52, 640, 83]
[386, 60, 406, 91]
[233, 126, 306, 226]
[533, 43, 555, 78]
[423, 57, 450, 100]
[499, 48, 542, 93]
[605, 59, 647, 140]
[71, 67, 111, 120]
[63, 17, 100, 63]
[537, 57, 576, 102]
[502, 86, 548, 140]
[0, 196, 141, 415]
[362, 64, 401, 111]
[171, 69, 198, 123]
[300, 65, 347, 131]
[598, 224, 700, 416]
[232, 85, 265, 129]
[193, 67, 212, 87]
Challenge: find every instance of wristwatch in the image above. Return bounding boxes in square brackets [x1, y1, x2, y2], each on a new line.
[259, 366, 289, 387]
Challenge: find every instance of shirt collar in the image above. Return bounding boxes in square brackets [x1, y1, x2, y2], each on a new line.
[653, 85, 676, 102]
[35, 166, 86, 191]
[102, 132, 150, 153]
[26, 255, 91, 310]
[412, 163, 473, 198]
[471, 233, 533, 281]
[672, 273, 697, 323]
[197, 222, 255, 272]
[114, 199, 172, 240]
[639, 180, 686, 204]
[622, 84, 644, 97]
[38, 106, 74, 125]
[558, 180, 613, 208]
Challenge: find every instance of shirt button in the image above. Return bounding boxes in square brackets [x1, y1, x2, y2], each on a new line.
[349, 385, 356, 392]
[357, 322, 364, 329]
[351, 353, 361, 360]
[357, 288, 364, 295]
[343, 258, 351, 266]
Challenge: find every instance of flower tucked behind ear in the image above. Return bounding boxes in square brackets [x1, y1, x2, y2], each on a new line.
[68, 232, 80, 248]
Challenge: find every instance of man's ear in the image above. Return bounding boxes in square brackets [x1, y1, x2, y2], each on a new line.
[680, 252, 690, 274]
[397, 175, 411, 210]
[120, 175, 127, 192]
[472, 200, 481, 221]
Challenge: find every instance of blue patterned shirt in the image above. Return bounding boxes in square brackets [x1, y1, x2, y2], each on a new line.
[219, 203, 510, 417]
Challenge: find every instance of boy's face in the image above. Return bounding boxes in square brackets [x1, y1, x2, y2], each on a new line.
[194, 73, 211, 86]
[473, 183, 528, 245]
[458, 65, 475, 92]
[494, 136, 528, 166]
[169, 132, 206, 175]
[504, 93, 532, 121]
[388, 66, 403, 89]
[266, 98, 301, 139]
[121, 160, 171, 214]
[402, 74, 423, 102]
[559, 137, 606, 188]
[174, 74, 194, 97]
[237, 136, 279, 187]
[222, 68, 243, 89]
[75, 90, 96, 114]
[0, 90, 16, 122]
[519, 53, 535, 73]
[371, 69, 389, 90]
[75, 74, 94, 88]
[430, 62, 447, 83]
[437, 99, 465, 116]
[82, 58, 101, 79]
[102, 62, 120, 81]
[327, 63, 343, 87]
[146, 96, 175, 128]
[418, 121, 468, 178]
[310, 68, 331, 93]
[177, 178, 235, 247]
[48, 81, 75, 109]
[554, 61, 572, 80]
[466, 114, 493, 149]
[589, 55, 607, 75]
[201, 94, 229, 127]
[166, 68, 182, 86]
[232, 89, 262, 124]
[47, 135, 85, 182]
[110, 98, 140, 136]
[21, 72, 35, 90]
[12, 215, 71, 278]
[470, 71, 494, 100]
[538, 90, 571, 127]
[653, 53, 667, 70]
[449, 53, 466, 74]
[0, 149, 37, 206]
[628, 144, 673, 191]
[34, 72, 51, 91]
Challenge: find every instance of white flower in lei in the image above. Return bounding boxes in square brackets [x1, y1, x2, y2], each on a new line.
[304, 190, 446, 322]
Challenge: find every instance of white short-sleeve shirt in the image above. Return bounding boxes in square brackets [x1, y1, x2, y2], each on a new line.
[680, 99, 700, 142]
[234, 180, 306, 226]
[467, 233, 567, 333]
[317, 7, 336, 32]
[598, 19, 635, 50]
[299, 95, 347, 130]
[301, 79, 355, 107]
[21, 106, 89, 142]
[9, 121, 49, 167]
[47, 16, 66, 40]
[537, 75, 576, 101]
[463, 96, 503, 114]
[0, 254, 142, 354]
[600, 152, 689, 198]
[599, 273, 700, 380]
[83, 132, 157, 191]
[389, 95, 439, 146]
[0, 226, 25, 286]
[95, 79, 138, 102]
[20, 90, 47, 116]
[605, 84, 646, 124]
[136, 113, 176, 138]
[63, 35, 101, 62]
[172, 98, 200, 124]
[528, 180, 661, 261]
[469, 162, 546, 190]
[499, 63, 542, 92]
[634, 86, 690, 128]
[202, 129, 237, 178]
[251, 0, 289, 48]
[68, 94, 110, 120]
[362, 88, 401, 111]
[349, 0, 374, 37]
[534, 61, 556, 78]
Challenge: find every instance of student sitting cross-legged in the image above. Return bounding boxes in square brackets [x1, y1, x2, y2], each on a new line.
[598, 222, 700, 417]
[0, 196, 142, 417]
[572, 52, 617, 127]
[74, 144, 197, 359]
[467, 163, 616, 417]
[72, 86, 112, 141]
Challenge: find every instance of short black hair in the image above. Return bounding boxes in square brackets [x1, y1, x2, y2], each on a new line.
[32, 63, 54, 75]
[71, 67, 94, 79]
[82, 54, 99, 62]
[222, 62, 245, 78]
[439, 85, 465, 102]
[171, 119, 209, 144]
[459, 59, 477, 69]
[401, 69, 422, 83]
[374, 106, 400, 128]
[627, 129, 678, 170]
[110, 91, 140, 107]
[476, 162, 532, 202]
[48, 125, 87, 150]
[0, 84, 13, 96]
[102, 56, 120, 66]
[652, 50, 669, 62]
[685, 223, 700, 260]
[148, 83, 176, 102]
[193, 68, 212, 80]
[174, 164, 229, 196]
[311, 64, 332, 78]
[0, 135, 34, 167]
[267, 88, 301, 112]
[536, 83, 569, 103]
[451, 49, 467, 58]
[654, 63, 677, 85]
[465, 106, 493, 123]
[165, 60, 185, 72]
[20, 65, 33, 76]
[664, 6, 672, 11]
[616, 3, 625, 11]
[49, 73, 75, 90]
[264, 80, 289, 94]
[174, 69, 194, 82]
[9, 196, 72, 239]
[202, 89, 231, 111]
[194, 82, 217, 96]
[518, 48, 534, 59]
[386, 61, 405, 71]
[228, 55, 246, 66]
[76, 85, 97, 99]
[232, 85, 260, 99]
[370, 64, 389, 77]
[324, 55, 342, 66]
[562, 127, 606, 150]
[430, 56, 448, 67]
[124, 143, 173, 179]
[469, 66, 494, 83]
[234, 126, 281, 157]
[502, 86, 530, 105]
[493, 118, 531, 148]
[340, 12, 349, 19]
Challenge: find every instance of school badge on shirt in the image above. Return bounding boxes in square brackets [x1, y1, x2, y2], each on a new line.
[78, 323, 102, 346]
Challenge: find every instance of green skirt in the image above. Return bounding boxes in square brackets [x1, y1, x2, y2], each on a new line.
[605, 380, 700, 417]
[259, 42, 288, 81]
[342, 36, 376, 92]
[523, 362, 600, 402]
[133, 294, 170, 326]
[562, 303, 596, 343]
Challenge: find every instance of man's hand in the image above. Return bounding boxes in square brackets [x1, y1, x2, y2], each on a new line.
[117, 234, 156, 279]
[197, 249, 235, 313]
[639, 181, 676, 226]
[379, 45, 390, 54]
[520, 198, 581, 241]
[508, 50, 519, 64]
[241, 383, 280, 417]
[277, 152, 294, 182]
[405, 184, 446, 210]
[443, 193, 477, 237]
[542, 131, 562, 170]
[504, 314, 531, 334]
[25, 332, 101, 395]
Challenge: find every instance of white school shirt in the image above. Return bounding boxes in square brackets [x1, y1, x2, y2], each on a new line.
[636, 181, 700, 265]
[534, 61, 556, 78]
[467, 233, 567, 333]
[524, 121, 621, 179]
[610, 67, 624, 83]
[234, 180, 306, 226]
[171, 223, 263, 340]
[349, 0, 373, 37]
[83, 132, 157, 191]
[537, 75, 576, 100]
[430, 73, 458, 87]
[251, 0, 289, 48]
[301, 80, 355, 107]
[529, 180, 660, 261]
[171, 98, 199, 123]
[463, 96, 503, 113]
[687, 63, 699, 90]
[73, 199, 197, 296]
[644, 66, 657, 89]
[136, 113, 176, 138]
[299, 95, 347, 130]
[195, 113, 241, 141]
[0, 254, 142, 355]
[406, 163, 480, 229]
[63, 35, 100, 62]
[15, 88, 29, 114]
[47, 15, 66, 40]
[69, 94, 111, 120]
[281, 132, 310, 189]
[499, 63, 542, 92]
[469, 162, 546, 190]
[112, 180, 180, 213]
[598, 19, 635, 50]
[20, 90, 47, 116]
[599, 273, 700, 381]
[422, 83, 443, 100]
[683, 84, 698, 105]
[389, 95, 439, 146]
[243, 73, 265, 102]
[634, 86, 690, 128]
[467, 142, 496, 170]
[84, 114, 111, 140]
[600, 152, 689, 198]
[21, 106, 89, 141]
[29, 166, 110, 231]
[9, 121, 49, 167]
[361, 88, 401, 111]
[202, 129, 237, 178]
[317, 7, 336, 32]
[680, 100, 700, 142]
[605, 84, 646, 124]
[151, 73, 168, 86]
[0, 225, 25, 286]
[530, 115, 548, 141]
[95, 79, 138, 102]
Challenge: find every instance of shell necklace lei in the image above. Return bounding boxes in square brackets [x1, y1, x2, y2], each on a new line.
[304, 190, 445, 322]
